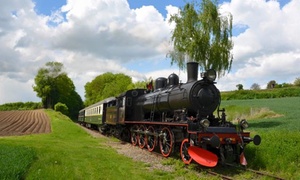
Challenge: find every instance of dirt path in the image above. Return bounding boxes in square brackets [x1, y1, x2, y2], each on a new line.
[78, 124, 175, 172]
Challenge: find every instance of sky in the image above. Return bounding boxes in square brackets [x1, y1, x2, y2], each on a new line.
[0, 0, 299, 104]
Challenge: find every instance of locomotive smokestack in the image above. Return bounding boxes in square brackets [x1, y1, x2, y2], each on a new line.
[187, 62, 199, 82]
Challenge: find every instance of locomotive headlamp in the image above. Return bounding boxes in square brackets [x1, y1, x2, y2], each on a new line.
[240, 119, 249, 130]
[201, 69, 217, 82]
[200, 119, 210, 128]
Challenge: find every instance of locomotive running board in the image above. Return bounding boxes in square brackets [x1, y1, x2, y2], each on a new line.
[188, 146, 218, 167]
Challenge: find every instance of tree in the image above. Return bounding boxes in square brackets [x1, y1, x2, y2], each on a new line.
[127, 77, 153, 90]
[294, 77, 300, 87]
[267, 80, 276, 89]
[33, 62, 83, 119]
[127, 81, 147, 90]
[33, 62, 65, 108]
[84, 73, 133, 106]
[236, 84, 243, 90]
[54, 73, 84, 119]
[168, 0, 233, 77]
[250, 83, 260, 90]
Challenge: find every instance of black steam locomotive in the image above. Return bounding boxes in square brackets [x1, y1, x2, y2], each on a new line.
[78, 62, 261, 167]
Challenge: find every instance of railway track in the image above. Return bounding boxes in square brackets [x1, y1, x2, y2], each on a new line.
[204, 169, 285, 180]
[123, 140, 286, 179]
[82, 126, 285, 180]
[124, 135, 285, 180]
[225, 163, 285, 180]
[146, 148, 285, 180]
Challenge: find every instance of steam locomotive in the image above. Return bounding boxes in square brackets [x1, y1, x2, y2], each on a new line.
[78, 62, 261, 167]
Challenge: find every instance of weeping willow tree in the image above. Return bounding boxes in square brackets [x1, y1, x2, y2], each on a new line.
[168, 0, 233, 78]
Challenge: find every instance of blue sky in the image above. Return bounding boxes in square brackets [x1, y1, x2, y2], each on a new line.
[128, 0, 187, 15]
[33, 0, 290, 16]
[0, 0, 299, 104]
[34, 0, 65, 15]
[33, 0, 187, 16]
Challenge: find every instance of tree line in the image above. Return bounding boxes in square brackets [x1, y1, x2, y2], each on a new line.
[236, 78, 300, 91]
[0, 102, 42, 111]
[32, 61, 149, 119]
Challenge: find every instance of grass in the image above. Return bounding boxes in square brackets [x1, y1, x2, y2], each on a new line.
[0, 110, 176, 179]
[0, 144, 35, 179]
[220, 97, 300, 131]
[247, 130, 300, 177]
[220, 97, 300, 179]
[222, 105, 281, 123]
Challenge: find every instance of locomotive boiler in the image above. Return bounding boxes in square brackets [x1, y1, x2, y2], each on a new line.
[78, 62, 261, 167]
[134, 62, 221, 122]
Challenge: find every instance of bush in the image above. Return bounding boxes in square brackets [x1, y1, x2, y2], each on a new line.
[54, 102, 69, 115]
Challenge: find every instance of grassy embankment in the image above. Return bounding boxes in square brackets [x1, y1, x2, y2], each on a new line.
[0, 110, 201, 180]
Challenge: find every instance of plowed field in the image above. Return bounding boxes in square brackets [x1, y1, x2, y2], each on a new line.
[0, 109, 51, 136]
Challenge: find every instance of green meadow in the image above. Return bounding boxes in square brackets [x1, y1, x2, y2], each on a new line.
[1, 97, 300, 179]
[220, 97, 300, 179]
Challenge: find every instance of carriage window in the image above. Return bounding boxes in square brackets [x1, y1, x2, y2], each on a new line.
[127, 97, 132, 106]
[99, 105, 102, 114]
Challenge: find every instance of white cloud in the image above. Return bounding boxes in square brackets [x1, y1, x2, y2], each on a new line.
[51, 0, 170, 62]
[0, 0, 175, 104]
[217, 0, 300, 90]
[0, 77, 39, 103]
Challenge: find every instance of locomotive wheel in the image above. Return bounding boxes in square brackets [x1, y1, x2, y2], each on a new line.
[146, 126, 156, 152]
[138, 125, 146, 149]
[131, 125, 139, 146]
[159, 127, 174, 157]
[180, 138, 192, 164]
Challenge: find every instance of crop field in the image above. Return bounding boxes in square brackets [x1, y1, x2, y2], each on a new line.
[0, 110, 51, 136]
